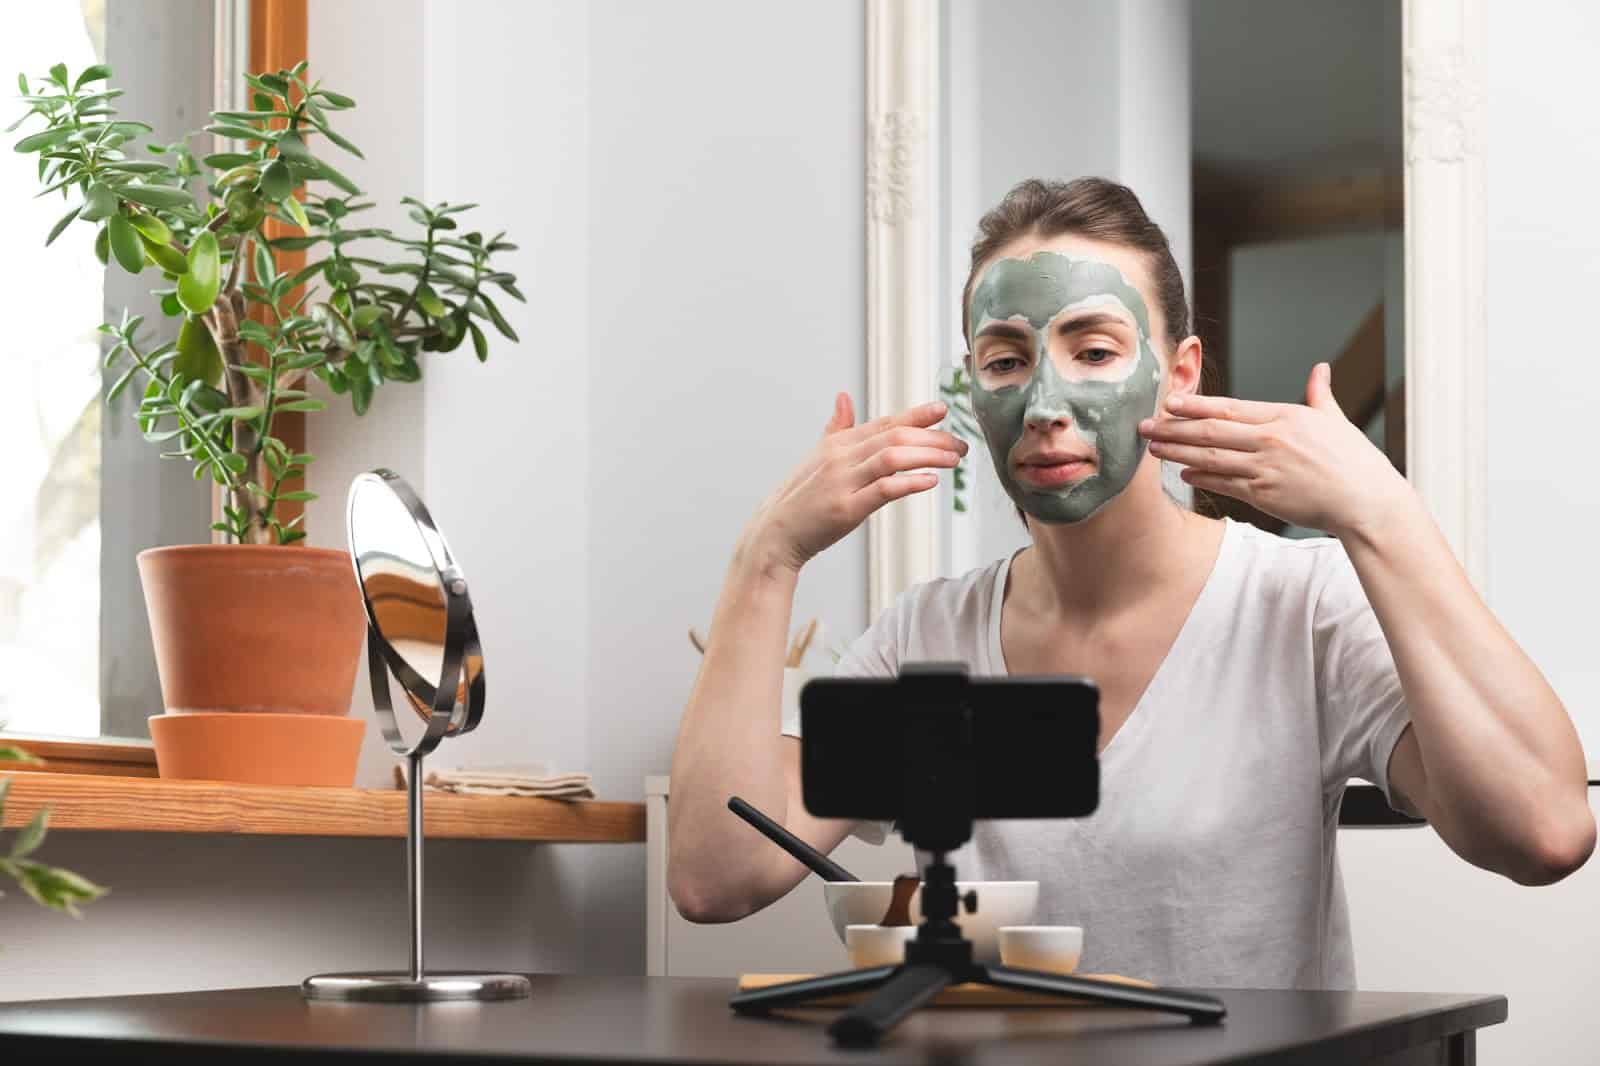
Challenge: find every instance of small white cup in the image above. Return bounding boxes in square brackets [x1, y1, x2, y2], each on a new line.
[998, 925, 1083, 974]
[846, 924, 918, 968]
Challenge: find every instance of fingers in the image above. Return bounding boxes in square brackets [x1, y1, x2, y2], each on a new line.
[1180, 467, 1254, 502]
[1165, 393, 1282, 425]
[851, 471, 940, 511]
[849, 445, 965, 489]
[1139, 415, 1261, 452]
[1148, 439, 1257, 478]
[845, 422, 969, 468]
[835, 399, 953, 447]
[822, 391, 855, 436]
[1305, 362, 1346, 418]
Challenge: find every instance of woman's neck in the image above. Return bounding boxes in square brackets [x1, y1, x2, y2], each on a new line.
[1015, 462, 1223, 618]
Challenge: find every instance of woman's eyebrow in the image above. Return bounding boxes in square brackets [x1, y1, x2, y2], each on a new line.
[974, 322, 1033, 343]
[1052, 311, 1133, 334]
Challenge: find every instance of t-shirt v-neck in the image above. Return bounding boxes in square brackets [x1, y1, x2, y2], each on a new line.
[981, 518, 1241, 767]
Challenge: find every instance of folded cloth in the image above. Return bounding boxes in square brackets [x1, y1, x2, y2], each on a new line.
[393, 762, 595, 799]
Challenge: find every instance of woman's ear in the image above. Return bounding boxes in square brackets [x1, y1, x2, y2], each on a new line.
[1165, 335, 1204, 401]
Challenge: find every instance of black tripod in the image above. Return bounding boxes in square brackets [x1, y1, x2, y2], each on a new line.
[730, 853, 1225, 1046]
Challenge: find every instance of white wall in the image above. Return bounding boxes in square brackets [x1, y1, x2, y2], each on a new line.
[339, 0, 866, 976]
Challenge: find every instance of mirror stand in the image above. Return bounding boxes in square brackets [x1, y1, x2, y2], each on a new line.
[302, 470, 531, 1004]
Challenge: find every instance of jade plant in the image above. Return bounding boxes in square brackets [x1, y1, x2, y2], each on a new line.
[0, 746, 107, 918]
[11, 61, 521, 544]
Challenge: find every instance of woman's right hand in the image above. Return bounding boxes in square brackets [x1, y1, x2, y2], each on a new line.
[741, 392, 970, 575]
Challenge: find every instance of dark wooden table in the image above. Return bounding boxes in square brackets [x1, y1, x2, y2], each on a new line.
[0, 975, 1505, 1064]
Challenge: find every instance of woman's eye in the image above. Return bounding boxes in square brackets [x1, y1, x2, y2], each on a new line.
[1079, 348, 1116, 364]
[985, 356, 1024, 374]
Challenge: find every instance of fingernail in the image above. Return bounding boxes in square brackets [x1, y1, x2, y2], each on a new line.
[1166, 395, 1185, 411]
[929, 400, 948, 412]
[1139, 418, 1153, 432]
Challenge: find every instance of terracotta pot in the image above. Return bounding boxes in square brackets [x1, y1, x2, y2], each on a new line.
[138, 545, 366, 716]
[149, 712, 365, 786]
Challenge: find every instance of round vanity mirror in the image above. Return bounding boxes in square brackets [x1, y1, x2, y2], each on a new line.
[303, 469, 527, 1004]
[346, 469, 484, 753]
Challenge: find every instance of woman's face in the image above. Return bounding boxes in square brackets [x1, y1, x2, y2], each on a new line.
[965, 233, 1169, 525]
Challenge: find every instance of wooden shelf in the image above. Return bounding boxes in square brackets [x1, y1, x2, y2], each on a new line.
[0, 772, 644, 843]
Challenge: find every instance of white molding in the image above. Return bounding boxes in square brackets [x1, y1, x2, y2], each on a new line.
[865, 0, 941, 622]
[1404, 0, 1488, 591]
[874, 1, 1489, 598]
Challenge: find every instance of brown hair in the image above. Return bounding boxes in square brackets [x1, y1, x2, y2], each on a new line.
[961, 177, 1190, 352]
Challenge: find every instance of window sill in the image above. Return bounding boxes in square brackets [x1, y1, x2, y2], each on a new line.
[0, 771, 644, 843]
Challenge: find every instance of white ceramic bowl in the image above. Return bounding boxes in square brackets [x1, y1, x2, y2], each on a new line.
[998, 925, 1083, 974]
[845, 924, 920, 968]
[822, 881, 1039, 963]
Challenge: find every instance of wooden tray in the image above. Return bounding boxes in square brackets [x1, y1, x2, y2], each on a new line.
[737, 972, 1153, 1008]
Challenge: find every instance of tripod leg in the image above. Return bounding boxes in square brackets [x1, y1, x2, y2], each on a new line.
[977, 964, 1227, 1025]
[729, 965, 896, 1014]
[828, 964, 953, 1048]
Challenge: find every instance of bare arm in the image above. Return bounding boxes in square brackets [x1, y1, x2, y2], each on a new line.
[1350, 497, 1594, 885]
[1146, 364, 1594, 886]
[667, 393, 966, 923]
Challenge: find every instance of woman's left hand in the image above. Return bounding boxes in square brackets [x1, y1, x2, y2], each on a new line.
[1138, 362, 1412, 538]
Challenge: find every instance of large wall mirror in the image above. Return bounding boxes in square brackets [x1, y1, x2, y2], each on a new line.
[867, 0, 1485, 614]
[0, 0, 247, 749]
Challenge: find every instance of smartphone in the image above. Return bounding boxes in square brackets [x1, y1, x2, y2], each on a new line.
[799, 666, 1100, 823]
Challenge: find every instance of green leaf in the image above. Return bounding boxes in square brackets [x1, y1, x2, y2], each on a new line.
[12, 809, 48, 859]
[45, 204, 80, 246]
[0, 746, 41, 765]
[14, 126, 72, 153]
[127, 211, 172, 244]
[478, 292, 518, 342]
[275, 132, 312, 163]
[247, 72, 289, 96]
[159, 291, 182, 316]
[13, 859, 108, 916]
[174, 315, 223, 386]
[205, 121, 265, 142]
[141, 234, 188, 275]
[276, 399, 327, 413]
[347, 369, 372, 415]
[310, 158, 360, 196]
[72, 63, 112, 91]
[107, 213, 145, 274]
[47, 63, 69, 88]
[468, 319, 489, 362]
[315, 89, 356, 109]
[282, 195, 310, 232]
[203, 152, 255, 169]
[220, 452, 247, 475]
[311, 120, 363, 160]
[98, 160, 168, 175]
[220, 405, 262, 421]
[118, 183, 194, 210]
[94, 224, 109, 265]
[258, 157, 292, 201]
[79, 182, 117, 222]
[177, 230, 221, 314]
[415, 283, 446, 318]
[351, 304, 385, 330]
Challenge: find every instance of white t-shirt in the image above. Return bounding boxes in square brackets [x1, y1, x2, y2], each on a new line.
[782, 518, 1412, 990]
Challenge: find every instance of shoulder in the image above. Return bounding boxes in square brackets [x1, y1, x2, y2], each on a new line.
[865, 554, 1008, 649]
[1224, 519, 1358, 612]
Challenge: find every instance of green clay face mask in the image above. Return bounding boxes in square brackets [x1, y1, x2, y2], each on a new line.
[966, 250, 1163, 524]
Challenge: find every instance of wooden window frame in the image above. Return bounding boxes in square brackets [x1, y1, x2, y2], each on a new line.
[3, 0, 307, 776]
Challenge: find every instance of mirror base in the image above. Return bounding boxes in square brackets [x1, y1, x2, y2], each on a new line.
[302, 972, 531, 1002]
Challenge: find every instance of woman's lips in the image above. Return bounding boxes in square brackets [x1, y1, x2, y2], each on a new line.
[1016, 459, 1093, 487]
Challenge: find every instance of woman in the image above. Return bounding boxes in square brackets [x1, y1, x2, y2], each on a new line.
[667, 177, 1593, 989]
